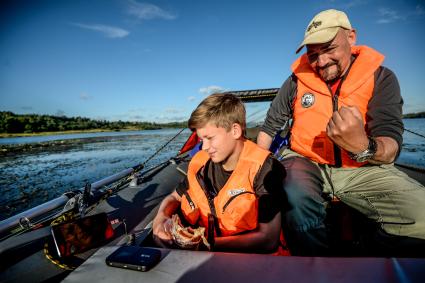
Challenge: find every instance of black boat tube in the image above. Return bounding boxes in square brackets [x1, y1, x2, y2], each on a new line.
[0, 167, 135, 240]
[0, 156, 182, 240]
[0, 195, 70, 239]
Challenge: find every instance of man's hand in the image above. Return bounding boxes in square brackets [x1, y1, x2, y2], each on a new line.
[326, 106, 369, 153]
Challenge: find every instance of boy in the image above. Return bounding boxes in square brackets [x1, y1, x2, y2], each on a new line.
[152, 93, 285, 253]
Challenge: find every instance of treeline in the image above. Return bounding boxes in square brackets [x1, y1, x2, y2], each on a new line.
[403, 112, 425, 119]
[0, 111, 187, 133]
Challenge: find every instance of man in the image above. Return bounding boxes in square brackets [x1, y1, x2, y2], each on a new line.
[257, 9, 425, 256]
[153, 93, 287, 253]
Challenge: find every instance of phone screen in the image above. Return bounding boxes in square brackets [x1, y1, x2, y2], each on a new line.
[51, 213, 114, 257]
[106, 246, 162, 272]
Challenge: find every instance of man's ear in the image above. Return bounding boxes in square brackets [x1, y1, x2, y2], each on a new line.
[348, 29, 356, 46]
[231, 123, 243, 139]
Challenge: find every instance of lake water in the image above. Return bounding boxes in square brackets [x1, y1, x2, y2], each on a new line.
[0, 128, 192, 221]
[0, 119, 424, 221]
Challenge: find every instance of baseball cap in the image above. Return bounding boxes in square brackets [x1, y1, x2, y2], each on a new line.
[296, 9, 351, 54]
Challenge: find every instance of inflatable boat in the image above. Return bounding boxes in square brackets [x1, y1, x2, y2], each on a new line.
[1, 89, 424, 283]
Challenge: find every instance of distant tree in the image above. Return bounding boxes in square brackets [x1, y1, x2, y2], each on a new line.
[0, 111, 188, 134]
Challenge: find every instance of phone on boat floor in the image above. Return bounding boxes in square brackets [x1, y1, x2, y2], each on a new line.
[105, 246, 162, 272]
[51, 212, 115, 257]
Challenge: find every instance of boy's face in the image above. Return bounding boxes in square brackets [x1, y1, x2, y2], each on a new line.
[196, 122, 242, 165]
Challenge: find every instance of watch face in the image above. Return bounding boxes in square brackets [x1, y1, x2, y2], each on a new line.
[349, 137, 377, 163]
[356, 153, 373, 163]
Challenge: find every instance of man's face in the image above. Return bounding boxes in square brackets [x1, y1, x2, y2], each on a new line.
[196, 122, 239, 164]
[307, 29, 355, 82]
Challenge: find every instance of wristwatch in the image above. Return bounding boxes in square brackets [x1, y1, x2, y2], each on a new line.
[348, 136, 377, 163]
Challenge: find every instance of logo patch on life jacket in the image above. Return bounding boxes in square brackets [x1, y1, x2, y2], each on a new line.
[228, 188, 246, 196]
[301, 93, 315, 108]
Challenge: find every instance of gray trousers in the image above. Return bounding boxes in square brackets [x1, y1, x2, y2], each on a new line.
[281, 149, 425, 241]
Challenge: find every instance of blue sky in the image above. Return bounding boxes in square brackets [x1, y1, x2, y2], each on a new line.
[1, 0, 424, 123]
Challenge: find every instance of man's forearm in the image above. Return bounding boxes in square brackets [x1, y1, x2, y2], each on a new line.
[257, 131, 273, 151]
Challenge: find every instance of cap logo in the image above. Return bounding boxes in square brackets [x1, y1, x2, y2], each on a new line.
[301, 93, 315, 108]
[307, 21, 322, 32]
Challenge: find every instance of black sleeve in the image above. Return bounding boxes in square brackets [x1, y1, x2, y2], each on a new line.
[260, 74, 297, 138]
[367, 66, 404, 155]
[254, 156, 286, 223]
[175, 177, 189, 196]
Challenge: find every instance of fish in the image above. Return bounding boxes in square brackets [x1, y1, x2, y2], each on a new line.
[169, 214, 210, 250]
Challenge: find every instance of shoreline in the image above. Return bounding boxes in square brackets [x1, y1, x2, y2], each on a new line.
[0, 127, 161, 138]
[0, 128, 188, 157]
[0, 136, 116, 157]
[0, 134, 153, 157]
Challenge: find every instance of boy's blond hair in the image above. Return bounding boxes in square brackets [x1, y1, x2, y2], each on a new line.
[188, 93, 246, 132]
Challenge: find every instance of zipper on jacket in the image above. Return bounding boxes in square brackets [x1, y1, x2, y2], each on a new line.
[330, 88, 342, 167]
[183, 191, 195, 210]
[327, 59, 355, 167]
[196, 163, 222, 237]
[222, 191, 256, 214]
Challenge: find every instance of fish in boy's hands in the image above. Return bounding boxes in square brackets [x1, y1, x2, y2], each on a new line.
[165, 214, 210, 250]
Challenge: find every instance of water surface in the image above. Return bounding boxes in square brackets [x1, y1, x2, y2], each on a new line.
[0, 119, 424, 221]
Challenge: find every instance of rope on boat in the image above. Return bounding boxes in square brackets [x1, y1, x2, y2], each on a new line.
[44, 242, 77, 270]
[43, 211, 79, 270]
[404, 128, 425, 139]
[84, 128, 186, 214]
[133, 128, 186, 172]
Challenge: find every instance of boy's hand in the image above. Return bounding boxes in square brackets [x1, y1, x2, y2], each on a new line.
[152, 214, 174, 248]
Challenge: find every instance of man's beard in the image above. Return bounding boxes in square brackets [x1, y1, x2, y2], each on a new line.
[316, 62, 342, 82]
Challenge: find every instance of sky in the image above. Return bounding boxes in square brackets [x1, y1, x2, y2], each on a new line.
[1, 0, 424, 123]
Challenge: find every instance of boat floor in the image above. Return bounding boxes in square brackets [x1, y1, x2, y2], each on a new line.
[62, 244, 425, 283]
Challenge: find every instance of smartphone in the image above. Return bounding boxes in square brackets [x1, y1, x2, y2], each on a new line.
[51, 212, 114, 257]
[105, 246, 162, 272]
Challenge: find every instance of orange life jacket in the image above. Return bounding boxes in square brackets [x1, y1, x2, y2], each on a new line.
[180, 139, 270, 237]
[290, 45, 385, 167]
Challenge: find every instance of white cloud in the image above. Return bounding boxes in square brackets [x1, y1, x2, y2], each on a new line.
[55, 110, 66, 116]
[187, 96, 196, 102]
[165, 108, 182, 114]
[79, 92, 93, 100]
[126, 1, 177, 20]
[377, 8, 403, 24]
[339, 0, 366, 10]
[321, 0, 366, 11]
[199, 85, 226, 96]
[128, 114, 145, 121]
[153, 115, 188, 123]
[72, 23, 130, 38]
[415, 4, 424, 16]
[110, 107, 189, 123]
[375, 4, 424, 25]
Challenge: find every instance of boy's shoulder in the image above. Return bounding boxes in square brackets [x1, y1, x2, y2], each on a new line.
[188, 150, 210, 172]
